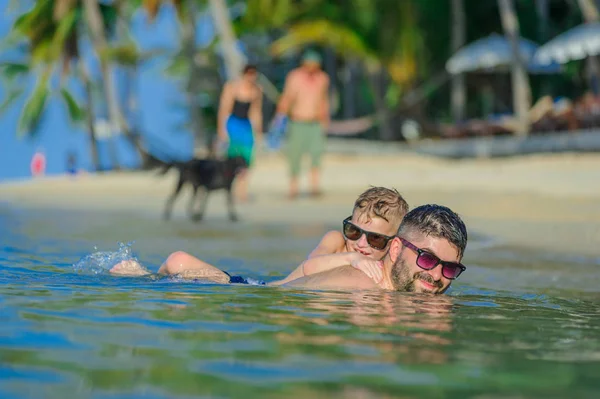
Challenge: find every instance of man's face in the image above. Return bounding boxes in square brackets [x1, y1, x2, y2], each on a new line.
[243, 69, 258, 83]
[345, 212, 397, 260]
[388, 234, 461, 295]
[302, 61, 321, 74]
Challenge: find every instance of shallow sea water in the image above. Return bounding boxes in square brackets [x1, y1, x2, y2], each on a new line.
[1, 205, 600, 399]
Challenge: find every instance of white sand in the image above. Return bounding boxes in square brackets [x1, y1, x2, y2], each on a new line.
[2, 152, 600, 257]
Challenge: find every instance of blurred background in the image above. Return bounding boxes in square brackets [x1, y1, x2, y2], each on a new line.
[2, 0, 600, 180]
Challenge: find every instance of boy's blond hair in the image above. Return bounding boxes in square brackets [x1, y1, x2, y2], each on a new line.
[352, 186, 409, 228]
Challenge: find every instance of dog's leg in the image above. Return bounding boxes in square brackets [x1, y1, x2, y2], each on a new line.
[227, 187, 238, 222]
[187, 185, 199, 220]
[164, 178, 184, 221]
[192, 188, 209, 222]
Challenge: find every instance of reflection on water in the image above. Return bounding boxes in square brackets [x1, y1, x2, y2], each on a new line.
[1, 207, 600, 398]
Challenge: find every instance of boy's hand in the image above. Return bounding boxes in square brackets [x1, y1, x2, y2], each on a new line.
[350, 253, 383, 283]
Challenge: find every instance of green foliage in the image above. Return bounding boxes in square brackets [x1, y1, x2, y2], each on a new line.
[0, 62, 30, 81]
[270, 19, 379, 69]
[0, 88, 25, 115]
[18, 68, 51, 137]
[241, 0, 296, 31]
[1, 0, 125, 139]
[60, 88, 85, 124]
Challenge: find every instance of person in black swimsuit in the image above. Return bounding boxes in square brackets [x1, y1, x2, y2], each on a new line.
[217, 65, 263, 202]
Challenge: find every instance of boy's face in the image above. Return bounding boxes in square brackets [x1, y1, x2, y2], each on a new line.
[344, 212, 398, 260]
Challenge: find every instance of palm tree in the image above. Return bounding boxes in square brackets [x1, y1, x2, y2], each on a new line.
[577, 0, 599, 20]
[451, 0, 466, 122]
[208, 0, 244, 80]
[0, 0, 106, 170]
[498, 0, 531, 136]
[137, 0, 211, 153]
[82, 0, 146, 163]
[577, 0, 600, 92]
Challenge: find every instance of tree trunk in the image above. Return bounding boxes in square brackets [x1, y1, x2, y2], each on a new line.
[181, 1, 207, 154]
[209, 0, 244, 80]
[535, 0, 550, 40]
[535, 0, 552, 95]
[578, 0, 599, 19]
[78, 59, 101, 172]
[343, 59, 358, 119]
[498, 0, 531, 136]
[577, 0, 600, 93]
[324, 47, 337, 116]
[82, 0, 145, 165]
[115, 0, 136, 132]
[451, 0, 466, 122]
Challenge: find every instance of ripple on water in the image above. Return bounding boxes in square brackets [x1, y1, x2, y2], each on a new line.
[2, 209, 600, 398]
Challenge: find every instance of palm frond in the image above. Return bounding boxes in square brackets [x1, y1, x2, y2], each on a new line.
[270, 19, 379, 69]
[0, 88, 25, 116]
[50, 8, 78, 61]
[0, 62, 30, 81]
[60, 88, 85, 124]
[18, 68, 51, 137]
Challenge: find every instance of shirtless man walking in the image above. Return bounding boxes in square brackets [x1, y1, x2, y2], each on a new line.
[273, 50, 330, 199]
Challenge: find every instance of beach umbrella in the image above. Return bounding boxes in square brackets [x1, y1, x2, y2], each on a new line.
[446, 33, 561, 74]
[533, 22, 600, 65]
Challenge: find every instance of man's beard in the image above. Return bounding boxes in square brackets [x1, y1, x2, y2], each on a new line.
[391, 255, 444, 294]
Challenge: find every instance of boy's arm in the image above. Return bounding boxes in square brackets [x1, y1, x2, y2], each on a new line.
[308, 230, 345, 258]
[270, 231, 350, 286]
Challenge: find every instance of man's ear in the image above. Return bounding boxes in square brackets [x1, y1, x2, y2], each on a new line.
[388, 237, 402, 264]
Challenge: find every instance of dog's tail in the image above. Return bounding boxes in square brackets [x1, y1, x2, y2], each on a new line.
[139, 151, 179, 175]
[156, 162, 177, 175]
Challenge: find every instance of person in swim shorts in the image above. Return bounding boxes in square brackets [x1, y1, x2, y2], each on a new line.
[272, 50, 330, 199]
[110, 187, 408, 286]
[216, 64, 263, 202]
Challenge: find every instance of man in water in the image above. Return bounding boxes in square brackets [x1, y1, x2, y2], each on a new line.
[114, 204, 467, 294]
[277, 204, 468, 294]
[273, 50, 330, 199]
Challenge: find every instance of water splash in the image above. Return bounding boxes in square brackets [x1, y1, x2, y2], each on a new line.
[73, 242, 140, 275]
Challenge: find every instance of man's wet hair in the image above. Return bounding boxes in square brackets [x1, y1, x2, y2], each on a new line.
[353, 186, 409, 227]
[397, 204, 468, 259]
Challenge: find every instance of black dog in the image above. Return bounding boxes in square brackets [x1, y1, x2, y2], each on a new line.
[154, 155, 248, 222]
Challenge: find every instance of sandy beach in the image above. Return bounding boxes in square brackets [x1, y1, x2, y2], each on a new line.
[1, 151, 600, 258]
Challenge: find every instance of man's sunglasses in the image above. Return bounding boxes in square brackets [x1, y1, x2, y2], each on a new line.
[342, 217, 394, 251]
[400, 238, 466, 280]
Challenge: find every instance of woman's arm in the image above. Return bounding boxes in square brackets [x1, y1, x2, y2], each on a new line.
[250, 87, 263, 142]
[217, 82, 234, 141]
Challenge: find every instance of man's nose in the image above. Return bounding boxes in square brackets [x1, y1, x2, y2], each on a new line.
[357, 233, 369, 247]
[427, 264, 443, 281]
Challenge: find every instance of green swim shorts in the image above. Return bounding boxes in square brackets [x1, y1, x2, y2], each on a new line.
[286, 120, 325, 177]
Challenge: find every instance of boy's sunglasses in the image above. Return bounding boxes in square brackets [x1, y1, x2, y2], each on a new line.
[399, 238, 466, 280]
[342, 217, 394, 251]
